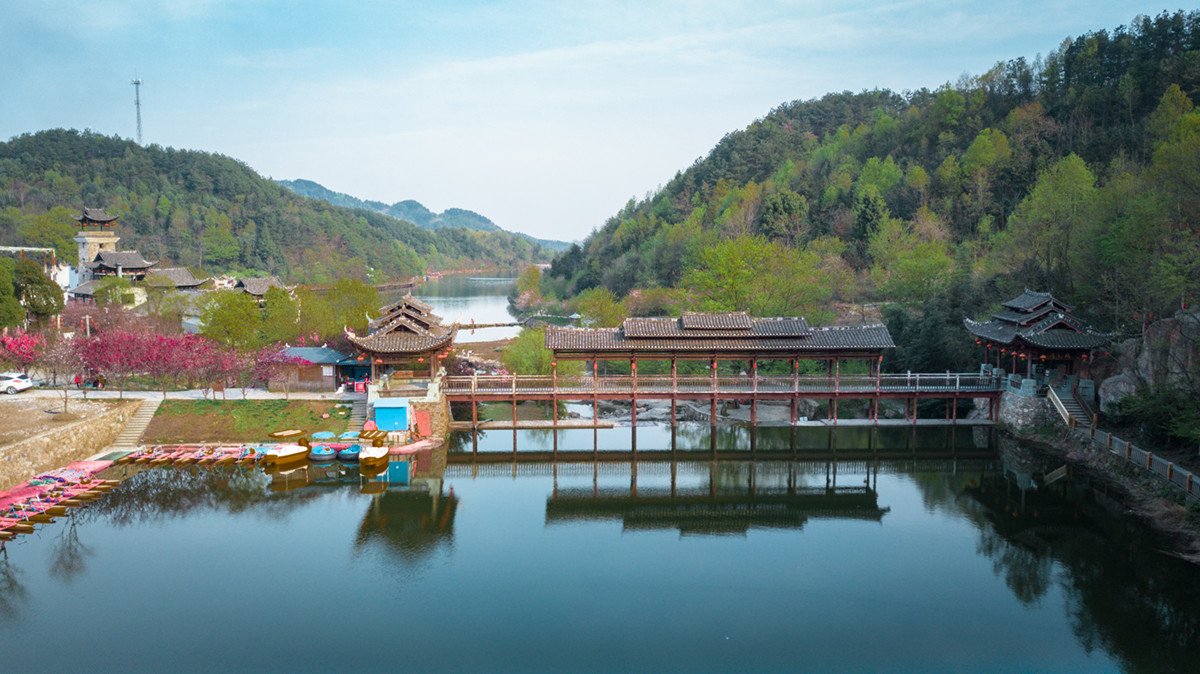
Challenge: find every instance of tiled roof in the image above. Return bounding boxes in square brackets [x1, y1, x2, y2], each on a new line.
[67, 279, 102, 296]
[349, 294, 454, 355]
[236, 276, 285, 296]
[148, 267, 206, 288]
[369, 297, 441, 331]
[1000, 289, 1073, 313]
[680, 312, 752, 330]
[378, 294, 434, 317]
[964, 309, 1111, 351]
[73, 208, 117, 223]
[623, 315, 810, 339]
[90, 250, 155, 270]
[989, 304, 1057, 325]
[346, 328, 456, 355]
[546, 322, 892, 354]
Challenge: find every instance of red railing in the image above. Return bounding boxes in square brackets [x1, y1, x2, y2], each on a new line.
[444, 372, 1000, 397]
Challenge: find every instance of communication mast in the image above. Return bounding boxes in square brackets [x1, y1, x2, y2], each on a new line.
[131, 77, 143, 144]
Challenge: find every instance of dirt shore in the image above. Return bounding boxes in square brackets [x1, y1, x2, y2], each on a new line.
[0, 395, 124, 446]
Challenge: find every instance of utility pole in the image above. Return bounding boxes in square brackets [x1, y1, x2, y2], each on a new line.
[131, 78, 143, 144]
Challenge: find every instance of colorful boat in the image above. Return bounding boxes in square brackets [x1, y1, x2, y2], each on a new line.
[308, 444, 337, 462]
[358, 446, 389, 468]
[337, 444, 362, 462]
[262, 443, 308, 465]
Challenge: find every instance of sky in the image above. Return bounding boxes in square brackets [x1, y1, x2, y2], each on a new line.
[0, 1, 1169, 242]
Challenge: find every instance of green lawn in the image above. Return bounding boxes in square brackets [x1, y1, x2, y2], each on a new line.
[142, 399, 352, 444]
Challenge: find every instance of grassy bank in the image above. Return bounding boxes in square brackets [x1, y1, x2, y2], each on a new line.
[142, 400, 351, 444]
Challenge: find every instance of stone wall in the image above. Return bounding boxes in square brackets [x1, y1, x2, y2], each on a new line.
[411, 396, 451, 440]
[996, 391, 1055, 431]
[0, 400, 141, 490]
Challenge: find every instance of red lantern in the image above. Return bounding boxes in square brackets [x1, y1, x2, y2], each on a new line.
[1040, 355, 1046, 360]
[418, 357, 425, 363]
[357, 355, 364, 362]
[375, 358, 383, 364]
[551, 361, 557, 367]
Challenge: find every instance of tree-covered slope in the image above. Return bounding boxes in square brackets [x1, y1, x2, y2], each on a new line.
[548, 10, 1200, 340]
[278, 178, 573, 251]
[0, 132, 552, 283]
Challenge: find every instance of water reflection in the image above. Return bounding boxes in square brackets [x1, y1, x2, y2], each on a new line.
[0, 546, 27, 623]
[353, 489, 457, 565]
[545, 460, 889, 536]
[48, 518, 91, 584]
[961, 471, 1200, 673]
[448, 423, 997, 461]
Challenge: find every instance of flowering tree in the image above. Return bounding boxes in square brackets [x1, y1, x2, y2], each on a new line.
[1, 331, 46, 373]
[251, 346, 309, 400]
[77, 331, 146, 399]
[35, 336, 82, 413]
[142, 333, 189, 398]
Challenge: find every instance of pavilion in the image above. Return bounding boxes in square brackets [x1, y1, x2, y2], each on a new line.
[964, 290, 1111, 378]
[345, 295, 457, 381]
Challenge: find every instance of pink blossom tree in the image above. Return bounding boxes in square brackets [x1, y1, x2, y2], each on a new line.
[252, 346, 309, 400]
[1, 331, 46, 374]
[35, 337, 82, 413]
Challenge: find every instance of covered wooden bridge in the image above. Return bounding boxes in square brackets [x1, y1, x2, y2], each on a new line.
[444, 312, 1001, 426]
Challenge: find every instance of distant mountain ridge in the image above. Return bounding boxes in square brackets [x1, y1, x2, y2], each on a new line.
[277, 179, 571, 251]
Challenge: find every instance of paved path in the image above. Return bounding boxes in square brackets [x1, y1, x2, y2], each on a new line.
[20, 387, 365, 402]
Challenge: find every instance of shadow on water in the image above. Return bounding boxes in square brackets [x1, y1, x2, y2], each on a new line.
[959, 470, 1200, 673]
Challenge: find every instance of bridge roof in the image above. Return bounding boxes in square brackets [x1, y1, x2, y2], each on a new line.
[547, 314, 892, 358]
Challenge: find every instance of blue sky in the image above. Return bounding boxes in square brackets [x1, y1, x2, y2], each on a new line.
[0, 1, 1167, 241]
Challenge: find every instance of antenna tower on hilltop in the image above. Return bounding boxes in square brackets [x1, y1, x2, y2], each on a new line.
[131, 77, 143, 144]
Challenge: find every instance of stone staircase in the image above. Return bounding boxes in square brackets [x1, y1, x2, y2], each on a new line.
[109, 398, 162, 451]
[347, 396, 368, 431]
[1049, 385, 1092, 428]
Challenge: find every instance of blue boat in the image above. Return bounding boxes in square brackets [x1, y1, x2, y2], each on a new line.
[308, 444, 337, 462]
[337, 444, 362, 462]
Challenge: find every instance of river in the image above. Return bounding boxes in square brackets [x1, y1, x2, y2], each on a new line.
[2, 278, 1200, 670]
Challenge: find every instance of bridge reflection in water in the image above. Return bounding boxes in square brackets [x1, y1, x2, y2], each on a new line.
[449, 423, 999, 464]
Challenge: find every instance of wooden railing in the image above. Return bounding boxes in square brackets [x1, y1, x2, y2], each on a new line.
[443, 372, 1001, 397]
[1046, 388, 1200, 503]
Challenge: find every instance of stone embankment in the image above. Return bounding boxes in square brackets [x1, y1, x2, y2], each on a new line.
[0, 399, 141, 490]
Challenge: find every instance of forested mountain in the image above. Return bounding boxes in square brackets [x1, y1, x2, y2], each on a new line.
[278, 178, 573, 251]
[547, 9, 1200, 369]
[0, 132, 553, 284]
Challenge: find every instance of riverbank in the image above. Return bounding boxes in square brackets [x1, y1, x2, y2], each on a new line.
[1017, 426, 1200, 564]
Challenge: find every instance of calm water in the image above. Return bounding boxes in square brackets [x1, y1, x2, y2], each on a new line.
[3, 426, 1200, 672]
[406, 272, 520, 343]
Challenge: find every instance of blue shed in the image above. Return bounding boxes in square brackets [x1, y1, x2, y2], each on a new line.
[373, 398, 410, 431]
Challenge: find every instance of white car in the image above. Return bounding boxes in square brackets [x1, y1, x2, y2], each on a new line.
[0, 372, 33, 394]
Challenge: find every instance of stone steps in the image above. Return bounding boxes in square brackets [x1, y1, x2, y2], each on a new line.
[108, 398, 162, 450]
[347, 397, 368, 430]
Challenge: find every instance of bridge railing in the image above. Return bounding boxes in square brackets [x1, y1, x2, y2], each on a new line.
[444, 372, 1000, 396]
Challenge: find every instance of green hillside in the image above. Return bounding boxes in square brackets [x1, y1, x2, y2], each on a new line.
[547, 10, 1200, 354]
[0, 133, 552, 283]
[278, 179, 573, 251]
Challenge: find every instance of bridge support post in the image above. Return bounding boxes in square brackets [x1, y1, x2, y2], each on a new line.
[670, 397, 677, 427]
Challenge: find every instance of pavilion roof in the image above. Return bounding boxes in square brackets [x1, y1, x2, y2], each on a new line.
[147, 266, 207, 289]
[345, 328, 456, 355]
[369, 294, 441, 332]
[964, 290, 1110, 351]
[235, 276, 285, 296]
[547, 313, 892, 356]
[349, 294, 455, 355]
[89, 250, 156, 271]
[72, 208, 118, 225]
